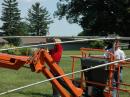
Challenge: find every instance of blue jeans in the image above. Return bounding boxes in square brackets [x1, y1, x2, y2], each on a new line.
[52, 62, 61, 97]
[112, 79, 117, 97]
[52, 84, 60, 97]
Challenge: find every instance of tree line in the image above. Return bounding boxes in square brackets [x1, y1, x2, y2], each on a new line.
[54, 0, 130, 48]
[0, 0, 53, 45]
[2, 0, 130, 37]
[55, 0, 130, 37]
[1, 0, 130, 47]
[0, 0, 53, 37]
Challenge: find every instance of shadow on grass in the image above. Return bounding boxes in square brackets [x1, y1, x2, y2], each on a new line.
[17, 91, 52, 97]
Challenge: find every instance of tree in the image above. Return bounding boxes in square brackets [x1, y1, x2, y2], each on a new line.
[18, 21, 30, 36]
[55, 0, 130, 36]
[1, 0, 21, 36]
[1, 0, 21, 46]
[27, 2, 53, 36]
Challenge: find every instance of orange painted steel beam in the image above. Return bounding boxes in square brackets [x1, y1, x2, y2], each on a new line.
[0, 53, 29, 70]
[41, 66, 72, 97]
[29, 49, 83, 97]
[0, 49, 83, 97]
[41, 49, 83, 97]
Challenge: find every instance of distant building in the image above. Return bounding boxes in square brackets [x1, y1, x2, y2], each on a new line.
[20, 37, 46, 46]
[20, 37, 95, 50]
[0, 37, 8, 48]
[0, 37, 8, 45]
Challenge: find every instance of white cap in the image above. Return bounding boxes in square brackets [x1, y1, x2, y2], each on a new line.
[54, 38, 61, 43]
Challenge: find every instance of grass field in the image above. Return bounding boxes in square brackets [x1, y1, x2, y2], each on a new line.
[0, 50, 130, 97]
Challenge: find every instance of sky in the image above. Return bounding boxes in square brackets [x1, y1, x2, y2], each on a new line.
[0, 0, 83, 36]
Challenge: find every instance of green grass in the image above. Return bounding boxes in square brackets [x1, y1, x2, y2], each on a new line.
[0, 50, 130, 97]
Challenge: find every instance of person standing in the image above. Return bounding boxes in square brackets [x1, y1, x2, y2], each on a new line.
[114, 39, 126, 82]
[49, 38, 63, 97]
[104, 40, 126, 97]
[112, 40, 126, 97]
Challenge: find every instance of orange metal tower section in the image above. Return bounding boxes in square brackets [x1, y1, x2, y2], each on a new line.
[0, 49, 83, 97]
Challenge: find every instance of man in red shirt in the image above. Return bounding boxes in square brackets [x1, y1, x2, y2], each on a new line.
[49, 38, 63, 64]
[49, 38, 63, 97]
